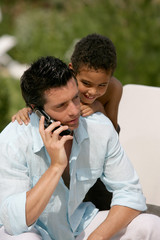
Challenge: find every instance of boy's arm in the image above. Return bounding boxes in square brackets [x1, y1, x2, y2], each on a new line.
[99, 76, 123, 131]
[87, 206, 140, 240]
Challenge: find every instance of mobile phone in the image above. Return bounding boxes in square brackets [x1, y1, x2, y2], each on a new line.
[34, 108, 71, 136]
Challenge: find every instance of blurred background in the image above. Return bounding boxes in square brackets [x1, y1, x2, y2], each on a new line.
[0, 0, 160, 131]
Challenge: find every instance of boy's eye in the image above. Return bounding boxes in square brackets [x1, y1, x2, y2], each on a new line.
[99, 82, 109, 87]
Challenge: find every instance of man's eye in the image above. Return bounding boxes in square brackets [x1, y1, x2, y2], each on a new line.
[82, 81, 90, 86]
[74, 95, 80, 101]
[56, 103, 65, 108]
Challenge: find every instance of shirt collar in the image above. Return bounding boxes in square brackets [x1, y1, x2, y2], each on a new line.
[30, 114, 89, 153]
[30, 113, 44, 153]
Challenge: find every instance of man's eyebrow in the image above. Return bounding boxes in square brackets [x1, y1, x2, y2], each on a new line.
[54, 100, 67, 108]
[54, 92, 79, 108]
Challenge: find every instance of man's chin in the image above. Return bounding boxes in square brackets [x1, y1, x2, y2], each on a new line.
[66, 117, 79, 130]
[68, 121, 79, 131]
[69, 123, 79, 131]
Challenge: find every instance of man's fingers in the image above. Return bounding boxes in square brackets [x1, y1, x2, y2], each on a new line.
[39, 117, 72, 146]
[60, 134, 73, 144]
[39, 116, 45, 136]
[39, 117, 61, 139]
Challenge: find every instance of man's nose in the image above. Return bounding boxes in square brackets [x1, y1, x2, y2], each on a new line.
[68, 101, 80, 116]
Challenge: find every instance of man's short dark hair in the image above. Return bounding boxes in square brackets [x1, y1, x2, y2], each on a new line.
[71, 33, 117, 75]
[20, 56, 74, 108]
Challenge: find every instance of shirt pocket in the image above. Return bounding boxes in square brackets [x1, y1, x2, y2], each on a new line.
[76, 168, 102, 181]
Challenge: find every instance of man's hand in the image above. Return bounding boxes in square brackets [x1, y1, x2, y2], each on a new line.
[87, 233, 106, 240]
[87, 206, 140, 240]
[39, 116, 73, 169]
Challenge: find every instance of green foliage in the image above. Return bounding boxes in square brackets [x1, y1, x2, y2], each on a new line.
[1, 0, 160, 86]
[0, 0, 160, 129]
[0, 78, 10, 131]
[0, 77, 25, 132]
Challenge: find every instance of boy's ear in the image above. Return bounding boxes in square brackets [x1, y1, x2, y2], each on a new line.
[68, 63, 73, 70]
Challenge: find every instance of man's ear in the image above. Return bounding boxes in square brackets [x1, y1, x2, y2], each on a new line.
[68, 62, 73, 70]
[30, 104, 35, 110]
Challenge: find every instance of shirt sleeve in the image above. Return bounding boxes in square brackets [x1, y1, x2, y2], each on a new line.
[101, 126, 147, 212]
[0, 142, 34, 235]
[0, 192, 36, 235]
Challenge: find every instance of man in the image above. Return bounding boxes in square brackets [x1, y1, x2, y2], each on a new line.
[0, 56, 159, 240]
[12, 33, 121, 210]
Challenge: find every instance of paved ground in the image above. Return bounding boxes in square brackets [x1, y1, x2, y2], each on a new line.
[146, 204, 160, 217]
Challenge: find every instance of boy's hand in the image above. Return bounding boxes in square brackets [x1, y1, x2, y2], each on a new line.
[12, 107, 32, 125]
[80, 100, 105, 117]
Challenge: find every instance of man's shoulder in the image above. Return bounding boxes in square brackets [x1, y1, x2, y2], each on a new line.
[0, 113, 39, 143]
[78, 113, 118, 158]
[80, 112, 115, 136]
[0, 123, 28, 146]
[83, 112, 113, 126]
[0, 113, 44, 161]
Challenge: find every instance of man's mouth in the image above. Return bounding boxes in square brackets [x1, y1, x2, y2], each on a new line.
[66, 116, 80, 125]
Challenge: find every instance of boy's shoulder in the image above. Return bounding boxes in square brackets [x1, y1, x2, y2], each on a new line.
[98, 76, 122, 105]
[109, 76, 123, 93]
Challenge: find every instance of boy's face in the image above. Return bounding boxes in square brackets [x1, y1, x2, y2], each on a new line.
[43, 77, 80, 130]
[75, 66, 112, 104]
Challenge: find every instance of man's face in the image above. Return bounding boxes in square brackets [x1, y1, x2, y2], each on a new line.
[43, 77, 80, 130]
[75, 66, 112, 104]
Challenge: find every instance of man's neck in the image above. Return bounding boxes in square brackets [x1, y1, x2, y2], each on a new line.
[62, 140, 73, 188]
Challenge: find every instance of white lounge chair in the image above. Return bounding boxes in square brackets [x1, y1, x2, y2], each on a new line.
[118, 84, 160, 214]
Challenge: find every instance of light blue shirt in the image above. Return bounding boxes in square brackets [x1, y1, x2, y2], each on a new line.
[0, 112, 147, 240]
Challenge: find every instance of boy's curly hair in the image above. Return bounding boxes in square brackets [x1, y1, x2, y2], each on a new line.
[71, 33, 117, 75]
